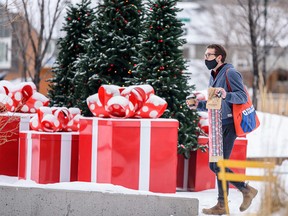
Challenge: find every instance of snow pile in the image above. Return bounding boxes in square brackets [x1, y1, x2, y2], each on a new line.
[247, 112, 288, 158]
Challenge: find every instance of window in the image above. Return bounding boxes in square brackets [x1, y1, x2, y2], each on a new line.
[0, 27, 11, 38]
[182, 47, 190, 59]
[0, 38, 12, 68]
[231, 50, 250, 69]
[43, 39, 57, 67]
[0, 17, 11, 37]
[236, 59, 249, 68]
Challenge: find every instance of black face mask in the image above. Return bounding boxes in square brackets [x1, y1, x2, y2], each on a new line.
[205, 59, 218, 70]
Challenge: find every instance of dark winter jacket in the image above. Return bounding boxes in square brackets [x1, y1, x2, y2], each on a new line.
[197, 63, 247, 125]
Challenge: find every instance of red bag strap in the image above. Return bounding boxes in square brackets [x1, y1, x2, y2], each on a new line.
[226, 68, 250, 97]
[225, 68, 232, 92]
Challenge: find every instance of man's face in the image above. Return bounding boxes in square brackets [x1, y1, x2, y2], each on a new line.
[204, 48, 223, 70]
[204, 48, 217, 60]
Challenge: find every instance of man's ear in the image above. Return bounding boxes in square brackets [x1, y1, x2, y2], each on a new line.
[217, 55, 223, 63]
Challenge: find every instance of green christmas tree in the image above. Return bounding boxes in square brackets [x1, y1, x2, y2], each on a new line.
[73, 0, 144, 116]
[48, 0, 95, 108]
[88, 1, 143, 85]
[72, 24, 101, 116]
[127, 0, 200, 158]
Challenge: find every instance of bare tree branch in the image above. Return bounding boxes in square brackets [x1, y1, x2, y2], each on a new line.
[21, 0, 37, 55]
[210, 0, 288, 108]
[40, 0, 63, 63]
[3, 0, 68, 90]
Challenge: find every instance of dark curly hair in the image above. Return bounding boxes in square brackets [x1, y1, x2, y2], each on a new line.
[207, 44, 227, 62]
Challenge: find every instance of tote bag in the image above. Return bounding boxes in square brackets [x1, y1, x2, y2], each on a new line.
[225, 69, 260, 136]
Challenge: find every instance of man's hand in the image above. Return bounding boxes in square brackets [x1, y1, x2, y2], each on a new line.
[186, 97, 199, 110]
[215, 88, 227, 99]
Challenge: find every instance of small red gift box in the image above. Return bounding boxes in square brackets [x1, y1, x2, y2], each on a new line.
[18, 131, 79, 184]
[230, 137, 248, 169]
[177, 136, 248, 191]
[78, 117, 179, 193]
[177, 136, 215, 191]
[229, 137, 248, 188]
[0, 113, 32, 176]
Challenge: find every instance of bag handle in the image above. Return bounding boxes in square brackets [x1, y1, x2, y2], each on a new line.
[226, 68, 249, 97]
[225, 68, 232, 92]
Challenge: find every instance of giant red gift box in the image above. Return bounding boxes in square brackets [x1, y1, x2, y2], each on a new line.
[177, 136, 248, 191]
[0, 113, 32, 176]
[78, 117, 179, 193]
[18, 131, 79, 184]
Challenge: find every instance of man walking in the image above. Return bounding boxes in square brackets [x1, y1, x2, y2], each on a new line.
[187, 44, 258, 215]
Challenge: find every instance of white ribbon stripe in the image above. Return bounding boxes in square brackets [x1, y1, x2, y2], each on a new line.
[26, 132, 32, 180]
[139, 120, 151, 191]
[91, 118, 99, 183]
[60, 133, 72, 182]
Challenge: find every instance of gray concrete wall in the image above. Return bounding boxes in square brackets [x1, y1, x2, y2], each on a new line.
[0, 185, 199, 216]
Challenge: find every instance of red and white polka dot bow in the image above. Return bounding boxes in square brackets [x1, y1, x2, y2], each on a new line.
[0, 81, 49, 113]
[87, 84, 167, 118]
[30, 107, 81, 132]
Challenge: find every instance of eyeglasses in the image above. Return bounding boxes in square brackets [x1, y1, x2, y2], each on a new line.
[204, 53, 217, 58]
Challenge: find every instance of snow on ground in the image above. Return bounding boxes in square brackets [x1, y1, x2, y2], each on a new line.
[247, 112, 288, 158]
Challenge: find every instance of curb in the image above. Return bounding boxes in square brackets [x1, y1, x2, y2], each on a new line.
[0, 185, 199, 216]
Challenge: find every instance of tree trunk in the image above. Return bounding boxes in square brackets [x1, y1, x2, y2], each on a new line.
[34, 58, 42, 91]
[248, 0, 259, 109]
[262, 0, 268, 85]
